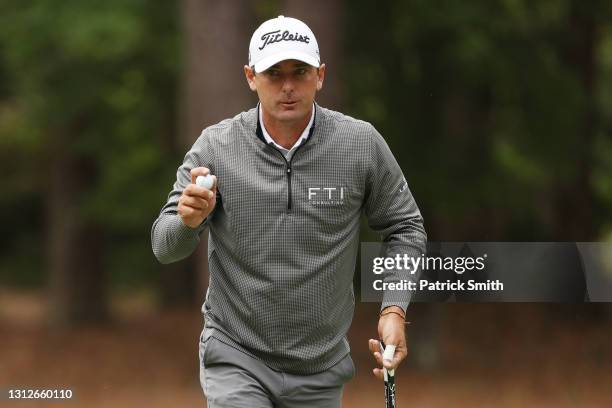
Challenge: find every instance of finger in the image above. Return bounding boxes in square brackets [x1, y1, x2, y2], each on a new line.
[369, 346, 384, 365]
[368, 339, 381, 354]
[184, 184, 210, 200]
[386, 348, 408, 370]
[181, 196, 208, 210]
[178, 205, 196, 217]
[384, 356, 397, 370]
[180, 201, 206, 213]
[372, 368, 384, 381]
[383, 345, 408, 370]
[186, 182, 215, 199]
[204, 183, 216, 200]
[373, 351, 384, 366]
[190, 167, 210, 184]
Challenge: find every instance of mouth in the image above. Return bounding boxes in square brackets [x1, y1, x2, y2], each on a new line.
[279, 100, 298, 108]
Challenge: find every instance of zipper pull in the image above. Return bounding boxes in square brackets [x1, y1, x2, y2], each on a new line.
[287, 167, 291, 174]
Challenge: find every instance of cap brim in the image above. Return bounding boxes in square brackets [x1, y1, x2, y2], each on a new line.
[253, 51, 320, 73]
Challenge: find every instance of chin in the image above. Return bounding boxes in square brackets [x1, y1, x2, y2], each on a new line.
[275, 109, 306, 122]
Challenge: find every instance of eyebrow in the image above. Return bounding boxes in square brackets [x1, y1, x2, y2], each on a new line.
[268, 63, 311, 70]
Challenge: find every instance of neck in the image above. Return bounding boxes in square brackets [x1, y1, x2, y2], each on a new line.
[261, 105, 313, 149]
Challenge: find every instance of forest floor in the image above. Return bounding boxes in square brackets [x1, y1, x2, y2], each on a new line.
[1, 289, 611, 407]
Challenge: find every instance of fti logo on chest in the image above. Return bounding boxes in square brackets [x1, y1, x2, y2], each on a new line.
[308, 187, 345, 206]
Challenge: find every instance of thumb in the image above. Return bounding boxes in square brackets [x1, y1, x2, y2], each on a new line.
[190, 167, 210, 184]
[383, 358, 396, 370]
[210, 175, 218, 192]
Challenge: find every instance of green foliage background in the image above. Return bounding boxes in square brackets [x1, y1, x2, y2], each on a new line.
[347, 0, 612, 241]
[0, 1, 182, 286]
[0, 0, 611, 288]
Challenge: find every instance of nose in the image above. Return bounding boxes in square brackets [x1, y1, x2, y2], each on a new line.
[281, 75, 295, 93]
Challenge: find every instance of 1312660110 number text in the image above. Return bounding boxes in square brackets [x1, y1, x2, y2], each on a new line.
[6, 388, 73, 400]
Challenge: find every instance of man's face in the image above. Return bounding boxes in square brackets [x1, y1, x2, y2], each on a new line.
[245, 60, 325, 124]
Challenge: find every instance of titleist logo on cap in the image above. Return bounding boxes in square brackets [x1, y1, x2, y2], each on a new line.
[249, 16, 320, 72]
[259, 30, 311, 50]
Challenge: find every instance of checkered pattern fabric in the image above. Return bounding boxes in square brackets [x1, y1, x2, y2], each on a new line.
[151, 104, 426, 374]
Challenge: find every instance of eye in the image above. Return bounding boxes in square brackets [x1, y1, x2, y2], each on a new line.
[265, 69, 280, 77]
[295, 68, 307, 75]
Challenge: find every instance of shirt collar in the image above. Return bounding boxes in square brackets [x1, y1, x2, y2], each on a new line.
[258, 103, 315, 153]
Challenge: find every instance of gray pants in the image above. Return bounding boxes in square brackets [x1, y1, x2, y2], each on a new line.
[199, 327, 355, 407]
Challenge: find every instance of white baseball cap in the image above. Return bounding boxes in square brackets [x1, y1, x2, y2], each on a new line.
[248, 15, 320, 73]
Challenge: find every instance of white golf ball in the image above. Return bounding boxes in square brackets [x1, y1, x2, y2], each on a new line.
[196, 175, 214, 190]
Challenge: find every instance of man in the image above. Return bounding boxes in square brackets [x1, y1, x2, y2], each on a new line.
[152, 15, 426, 407]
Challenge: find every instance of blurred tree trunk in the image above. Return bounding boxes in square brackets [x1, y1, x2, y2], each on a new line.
[554, 1, 599, 241]
[283, 0, 345, 110]
[160, 0, 255, 307]
[47, 130, 108, 326]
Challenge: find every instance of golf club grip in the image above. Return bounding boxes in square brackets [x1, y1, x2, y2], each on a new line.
[385, 371, 396, 408]
[380, 341, 397, 408]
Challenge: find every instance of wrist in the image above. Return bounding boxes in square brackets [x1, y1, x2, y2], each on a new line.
[380, 306, 406, 320]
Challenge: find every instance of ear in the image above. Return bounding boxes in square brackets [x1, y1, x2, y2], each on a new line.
[316, 63, 326, 91]
[244, 65, 257, 92]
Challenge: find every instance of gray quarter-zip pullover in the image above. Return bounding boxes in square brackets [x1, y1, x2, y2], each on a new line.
[152, 103, 426, 374]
